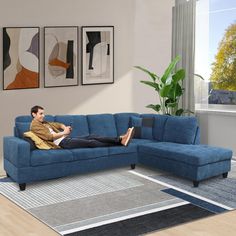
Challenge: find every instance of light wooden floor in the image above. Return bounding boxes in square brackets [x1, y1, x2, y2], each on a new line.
[0, 194, 61, 236]
[148, 210, 236, 236]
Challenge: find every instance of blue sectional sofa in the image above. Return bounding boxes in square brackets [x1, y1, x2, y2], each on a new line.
[3, 113, 232, 191]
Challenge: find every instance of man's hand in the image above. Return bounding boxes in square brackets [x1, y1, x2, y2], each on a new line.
[63, 126, 71, 135]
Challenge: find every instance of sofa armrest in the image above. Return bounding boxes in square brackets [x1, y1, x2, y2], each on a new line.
[3, 136, 31, 167]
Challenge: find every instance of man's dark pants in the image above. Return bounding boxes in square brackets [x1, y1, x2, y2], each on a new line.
[59, 135, 121, 149]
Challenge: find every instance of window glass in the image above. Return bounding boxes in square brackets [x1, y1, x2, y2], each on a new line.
[195, 0, 236, 107]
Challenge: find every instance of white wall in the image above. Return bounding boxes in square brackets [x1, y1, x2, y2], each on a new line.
[0, 0, 175, 168]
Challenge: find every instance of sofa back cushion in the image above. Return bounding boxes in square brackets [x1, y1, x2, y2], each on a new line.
[55, 115, 89, 137]
[15, 115, 54, 138]
[130, 114, 154, 139]
[114, 113, 139, 136]
[152, 114, 169, 141]
[87, 114, 117, 137]
[163, 116, 198, 144]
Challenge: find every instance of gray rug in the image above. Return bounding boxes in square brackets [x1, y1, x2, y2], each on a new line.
[0, 168, 186, 235]
[137, 161, 236, 209]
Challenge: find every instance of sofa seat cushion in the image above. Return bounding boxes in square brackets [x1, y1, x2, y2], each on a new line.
[131, 139, 155, 145]
[70, 147, 108, 161]
[139, 142, 232, 166]
[31, 149, 74, 166]
[108, 143, 137, 155]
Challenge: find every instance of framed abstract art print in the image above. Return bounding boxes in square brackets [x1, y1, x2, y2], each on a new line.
[81, 26, 114, 85]
[3, 27, 40, 90]
[44, 26, 78, 88]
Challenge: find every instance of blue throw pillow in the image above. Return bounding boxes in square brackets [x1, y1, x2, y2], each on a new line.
[130, 116, 154, 139]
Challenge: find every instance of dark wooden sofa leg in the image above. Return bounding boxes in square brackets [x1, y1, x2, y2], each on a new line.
[222, 172, 228, 178]
[193, 181, 199, 187]
[131, 164, 136, 170]
[19, 183, 26, 191]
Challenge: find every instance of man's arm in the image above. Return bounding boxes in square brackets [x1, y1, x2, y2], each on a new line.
[52, 126, 71, 139]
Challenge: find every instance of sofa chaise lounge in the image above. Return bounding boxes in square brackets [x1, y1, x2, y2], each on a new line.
[3, 113, 232, 190]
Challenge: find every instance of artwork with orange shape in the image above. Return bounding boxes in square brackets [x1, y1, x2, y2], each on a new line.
[3, 27, 39, 90]
[44, 26, 78, 88]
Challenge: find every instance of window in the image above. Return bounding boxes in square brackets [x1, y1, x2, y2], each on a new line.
[195, 0, 236, 109]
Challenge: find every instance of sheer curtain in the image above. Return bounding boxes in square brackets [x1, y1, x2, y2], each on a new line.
[172, 0, 196, 113]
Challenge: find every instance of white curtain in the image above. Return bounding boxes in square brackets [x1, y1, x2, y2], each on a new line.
[172, 0, 196, 113]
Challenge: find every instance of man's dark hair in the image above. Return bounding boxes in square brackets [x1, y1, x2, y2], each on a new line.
[31, 105, 44, 117]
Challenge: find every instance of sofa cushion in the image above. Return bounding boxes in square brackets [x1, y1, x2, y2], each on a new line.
[130, 138, 155, 145]
[15, 122, 31, 138]
[163, 116, 198, 144]
[87, 114, 117, 137]
[31, 149, 74, 166]
[15, 115, 54, 138]
[70, 147, 108, 161]
[55, 115, 89, 137]
[114, 113, 139, 136]
[139, 142, 232, 166]
[108, 143, 137, 155]
[152, 115, 169, 141]
[130, 116, 154, 139]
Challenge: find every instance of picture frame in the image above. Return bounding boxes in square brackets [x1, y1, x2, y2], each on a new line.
[81, 26, 114, 85]
[44, 26, 78, 88]
[3, 27, 40, 90]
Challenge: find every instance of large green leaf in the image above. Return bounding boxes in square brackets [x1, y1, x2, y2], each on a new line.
[134, 66, 159, 82]
[140, 81, 159, 91]
[173, 83, 183, 97]
[166, 102, 178, 108]
[160, 55, 180, 83]
[146, 104, 161, 112]
[159, 84, 172, 97]
[175, 109, 184, 116]
[172, 69, 185, 84]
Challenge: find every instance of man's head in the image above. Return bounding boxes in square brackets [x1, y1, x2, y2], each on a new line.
[31, 105, 45, 122]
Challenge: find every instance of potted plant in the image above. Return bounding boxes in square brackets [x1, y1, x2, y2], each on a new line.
[135, 55, 189, 116]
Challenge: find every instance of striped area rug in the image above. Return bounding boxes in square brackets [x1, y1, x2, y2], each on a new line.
[0, 164, 233, 235]
[0, 169, 186, 235]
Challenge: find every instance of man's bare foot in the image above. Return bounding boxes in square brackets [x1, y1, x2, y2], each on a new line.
[121, 127, 135, 146]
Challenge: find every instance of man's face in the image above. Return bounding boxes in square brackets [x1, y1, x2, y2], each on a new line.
[32, 109, 45, 122]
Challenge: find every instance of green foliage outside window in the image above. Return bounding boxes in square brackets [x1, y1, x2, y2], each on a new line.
[210, 23, 236, 91]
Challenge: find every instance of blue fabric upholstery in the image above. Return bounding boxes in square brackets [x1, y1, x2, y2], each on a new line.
[3, 113, 233, 188]
[163, 116, 198, 144]
[70, 148, 108, 161]
[87, 114, 117, 137]
[114, 113, 139, 136]
[152, 115, 169, 141]
[108, 143, 137, 155]
[139, 142, 232, 166]
[15, 122, 31, 138]
[31, 149, 74, 167]
[15, 115, 54, 138]
[3, 137, 31, 167]
[55, 115, 89, 137]
[130, 115, 154, 139]
[193, 126, 200, 144]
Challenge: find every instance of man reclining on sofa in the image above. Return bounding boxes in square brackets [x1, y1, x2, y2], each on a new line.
[30, 105, 135, 149]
